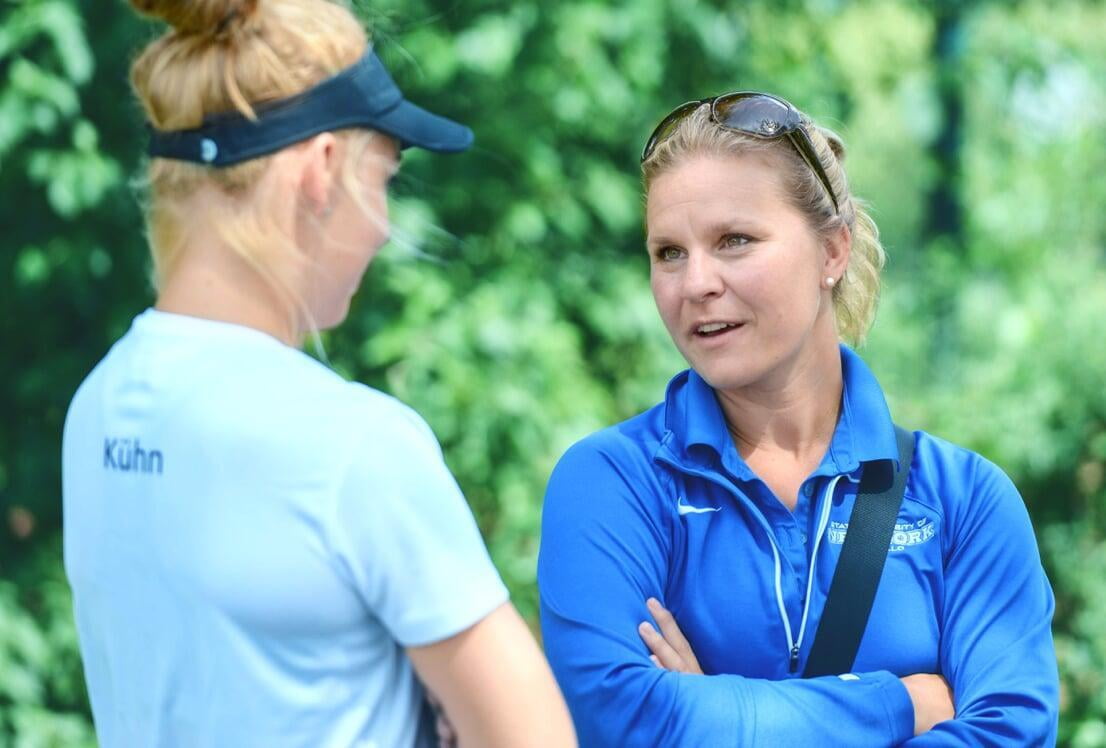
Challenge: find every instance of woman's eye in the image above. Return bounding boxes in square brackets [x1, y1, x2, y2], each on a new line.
[723, 234, 750, 248]
[657, 246, 683, 262]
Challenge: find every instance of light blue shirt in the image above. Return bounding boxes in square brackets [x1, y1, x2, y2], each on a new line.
[63, 309, 508, 747]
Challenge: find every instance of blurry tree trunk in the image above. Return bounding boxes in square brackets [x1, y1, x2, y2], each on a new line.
[926, 1, 967, 367]
[926, 2, 965, 248]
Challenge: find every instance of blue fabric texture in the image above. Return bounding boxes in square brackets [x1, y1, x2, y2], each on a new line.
[538, 346, 1059, 747]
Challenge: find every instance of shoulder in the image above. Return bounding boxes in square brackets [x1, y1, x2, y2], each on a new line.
[340, 383, 442, 457]
[329, 388, 466, 535]
[544, 402, 673, 524]
[212, 357, 436, 463]
[550, 402, 667, 485]
[908, 430, 1017, 503]
[907, 430, 1033, 552]
[216, 345, 439, 454]
[540, 403, 676, 582]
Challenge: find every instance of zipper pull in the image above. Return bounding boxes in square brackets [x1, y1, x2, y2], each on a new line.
[789, 646, 800, 674]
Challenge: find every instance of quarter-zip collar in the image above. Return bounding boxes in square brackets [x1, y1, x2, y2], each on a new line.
[658, 345, 900, 477]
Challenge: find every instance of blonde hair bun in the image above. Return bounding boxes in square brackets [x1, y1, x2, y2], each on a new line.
[130, 0, 259, 35]
[129, 0, 371, 317]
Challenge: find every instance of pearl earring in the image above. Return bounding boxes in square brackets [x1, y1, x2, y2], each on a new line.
[825, 277, 836, 288]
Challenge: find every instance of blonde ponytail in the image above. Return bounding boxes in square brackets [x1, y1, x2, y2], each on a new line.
[812, 126, 885, 346]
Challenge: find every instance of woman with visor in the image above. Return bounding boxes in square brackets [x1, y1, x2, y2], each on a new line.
[538, 92, 1059, 745]
[61, 1, 575, 746]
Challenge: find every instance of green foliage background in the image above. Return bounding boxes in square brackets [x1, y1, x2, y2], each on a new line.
[1, 0, 1104, 744]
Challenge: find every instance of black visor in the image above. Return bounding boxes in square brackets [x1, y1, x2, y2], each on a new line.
[147, 51, 474, 167]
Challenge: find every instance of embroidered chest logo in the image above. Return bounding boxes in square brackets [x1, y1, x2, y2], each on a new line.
[676, 496, 721, 516]
[828, 517, 936, 551]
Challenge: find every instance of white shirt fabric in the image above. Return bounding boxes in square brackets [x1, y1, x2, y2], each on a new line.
[62, 309, 509, 748]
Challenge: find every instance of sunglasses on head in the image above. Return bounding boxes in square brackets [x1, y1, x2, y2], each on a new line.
[641, 91, 840, 214]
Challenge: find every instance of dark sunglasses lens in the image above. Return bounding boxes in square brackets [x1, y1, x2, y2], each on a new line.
[714, 95, 795, 137]
[643, 102, 700, 160]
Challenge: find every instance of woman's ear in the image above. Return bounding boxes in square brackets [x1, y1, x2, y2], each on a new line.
[823, 222, 852, 282]
[298, 132, 340, 218]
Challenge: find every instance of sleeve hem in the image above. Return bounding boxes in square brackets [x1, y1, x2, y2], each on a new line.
[397, 581, 510, 648]
[874, 671, 915, 744]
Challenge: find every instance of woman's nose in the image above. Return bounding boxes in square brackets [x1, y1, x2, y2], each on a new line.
[682, 250, 724, 301]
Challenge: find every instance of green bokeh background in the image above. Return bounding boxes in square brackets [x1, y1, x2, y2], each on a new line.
[2, 0, 1104, 744]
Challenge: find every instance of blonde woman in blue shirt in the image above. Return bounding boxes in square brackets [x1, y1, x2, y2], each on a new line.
[61, 1, 574, 746]
[539, 94, 1057, 746]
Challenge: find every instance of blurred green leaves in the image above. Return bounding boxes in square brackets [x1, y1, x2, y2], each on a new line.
[0, 1, 91, 81]
[0, 0, 92, 169]
[2, 0, 1105, 744]
[28, 121, 121, 217]
[0, 544, 95, 747]
[1, 29, 139, 748]
[456, 9, 534, 76]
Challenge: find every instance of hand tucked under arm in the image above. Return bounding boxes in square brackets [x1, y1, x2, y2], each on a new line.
[540, 439, 917, 747]
[424, 688, 457, 748]
[638, 597, 703, 674]
[639, 598, 954, 738]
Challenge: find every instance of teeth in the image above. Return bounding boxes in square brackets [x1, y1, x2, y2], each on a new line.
[698, 322, 734, 334]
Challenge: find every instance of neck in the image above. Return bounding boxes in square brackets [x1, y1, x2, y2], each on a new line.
[716, 336, 844, 464]
[155, 242, 303, 348]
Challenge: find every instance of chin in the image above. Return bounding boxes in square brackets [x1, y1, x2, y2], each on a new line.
[313, 300, 350, 331]
[685, 348, 775, 393]
[692, 364, 757, 393]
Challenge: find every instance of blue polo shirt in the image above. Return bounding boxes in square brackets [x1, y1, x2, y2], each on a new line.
[538, 346, 1058, 746]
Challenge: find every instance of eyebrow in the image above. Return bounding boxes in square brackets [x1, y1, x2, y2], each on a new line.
[647, 219, 762, 247]
[645, 233, 678, 248]
[704, 219, 761, 236]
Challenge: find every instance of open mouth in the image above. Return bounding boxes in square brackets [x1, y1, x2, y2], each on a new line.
[694, 322, 743, 338]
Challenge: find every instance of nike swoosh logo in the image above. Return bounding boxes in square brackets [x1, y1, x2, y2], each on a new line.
[677, 496, 722, 516]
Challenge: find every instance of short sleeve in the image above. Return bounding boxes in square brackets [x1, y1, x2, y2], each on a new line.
[329, 398, 508, 647]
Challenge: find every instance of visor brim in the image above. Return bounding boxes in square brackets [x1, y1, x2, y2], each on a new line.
[372, 99, 474, 154]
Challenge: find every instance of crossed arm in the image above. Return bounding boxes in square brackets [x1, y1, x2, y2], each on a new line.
[537, 443, 919, 746]
[537, 441, 1058, 746]
[408, 602, 577, 748]
[639, 597, 954, 739]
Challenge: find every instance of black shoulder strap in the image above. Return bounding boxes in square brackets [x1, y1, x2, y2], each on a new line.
[802, 425, 915, 678]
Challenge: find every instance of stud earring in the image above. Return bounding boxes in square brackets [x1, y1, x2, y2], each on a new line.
[824, 277, 836, 288]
